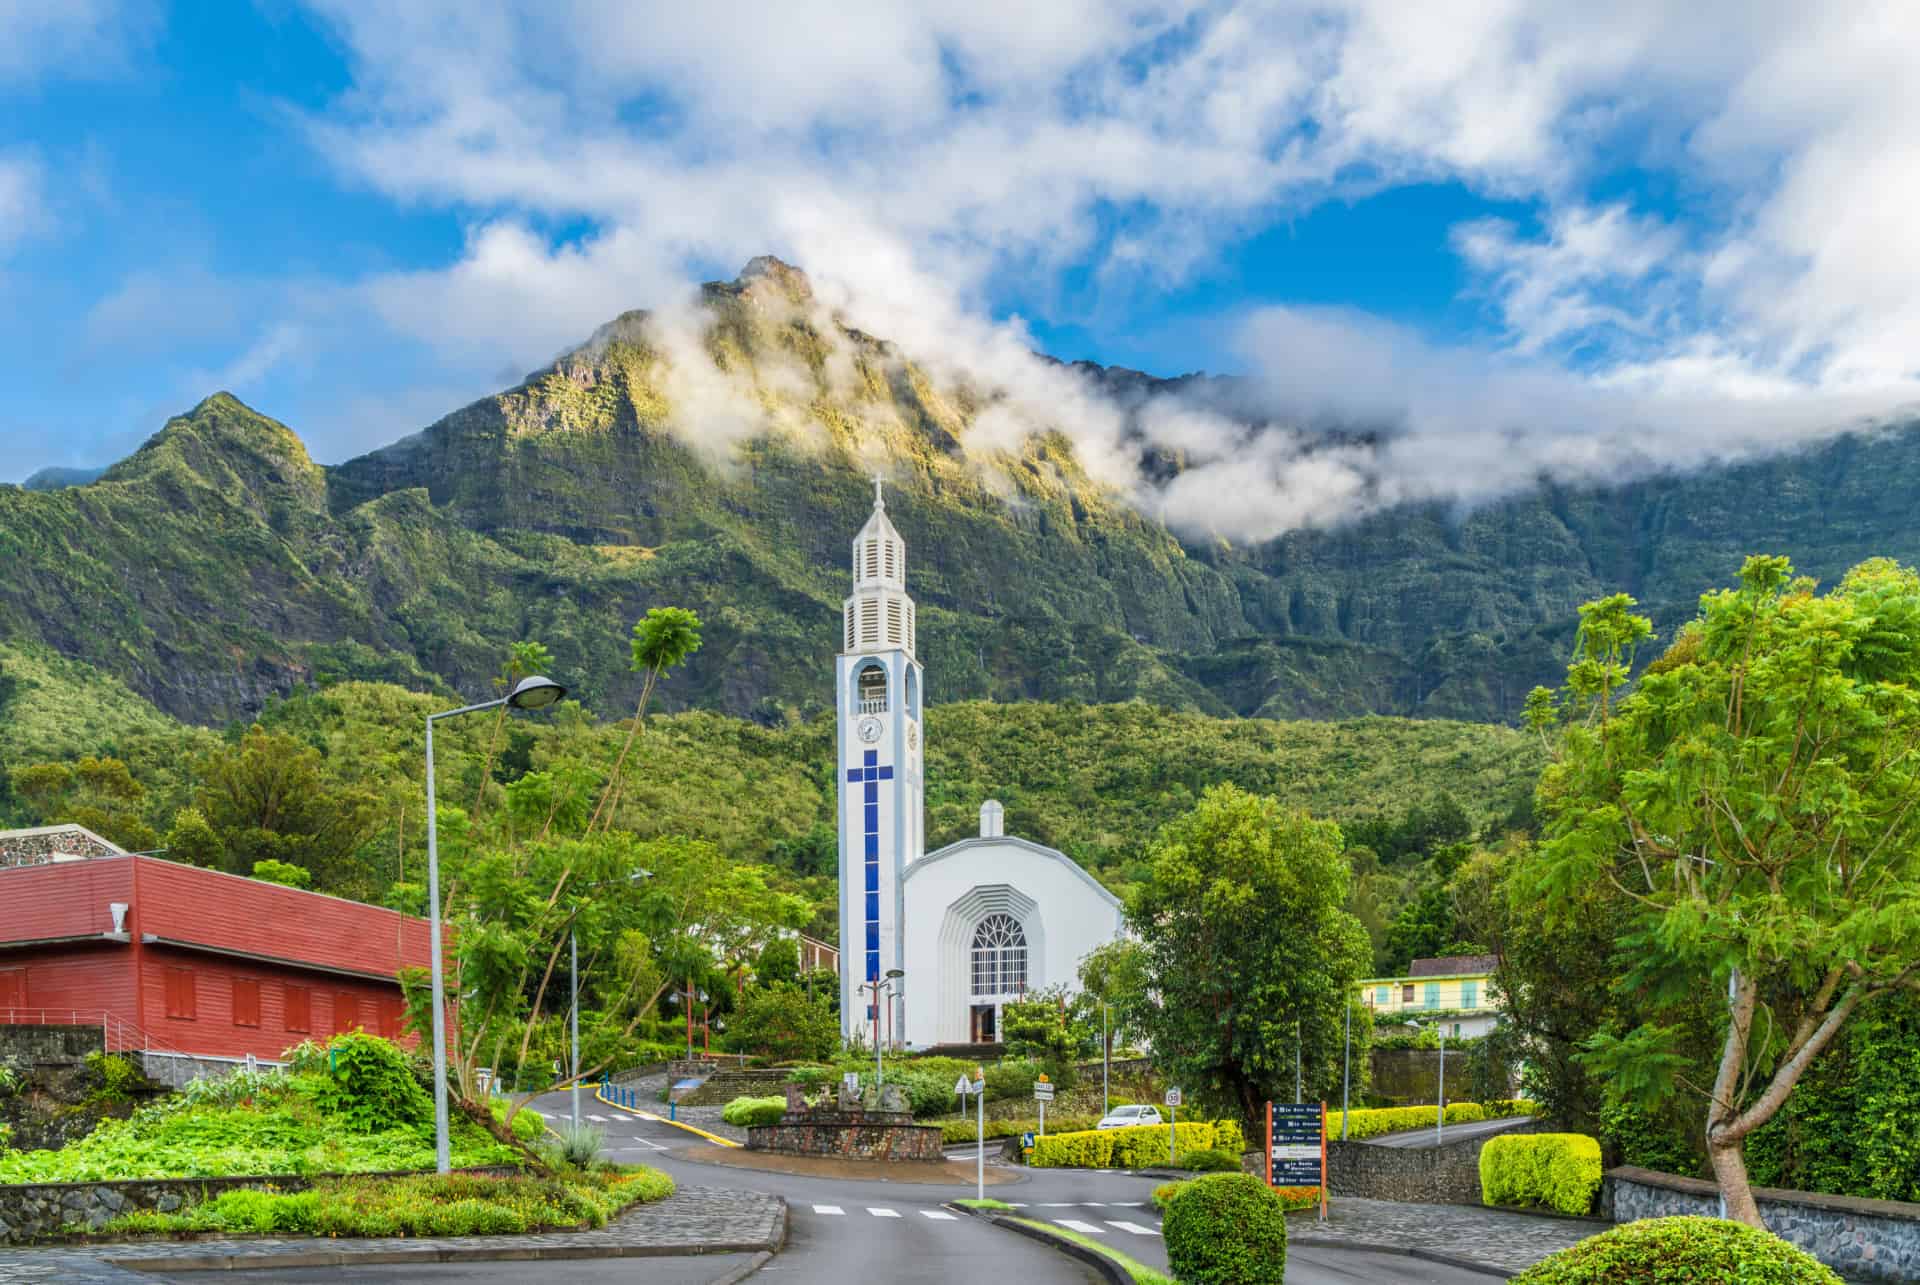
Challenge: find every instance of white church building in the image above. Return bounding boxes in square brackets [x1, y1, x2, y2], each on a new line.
[834, 482, 1126, 1049]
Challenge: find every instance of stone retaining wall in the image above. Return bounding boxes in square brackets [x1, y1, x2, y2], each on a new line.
[1606, 1166, 1920, 1284]
[746, 1112, 943, 1162]
[1321, 1118, 1544, 1205]
[679, 1068, 794, 1106]
[0, 1025, 103, 1068]
[0, 1166, 520, 1245]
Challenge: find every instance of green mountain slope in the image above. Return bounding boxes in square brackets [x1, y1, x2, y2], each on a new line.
[1, 257, 1916, 727]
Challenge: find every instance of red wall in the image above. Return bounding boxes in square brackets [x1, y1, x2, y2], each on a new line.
[0, 944, 137, 1025]
[0, 859, 134, 941]
[137, 944, 410, 1061]
[133, 858, 433, 978]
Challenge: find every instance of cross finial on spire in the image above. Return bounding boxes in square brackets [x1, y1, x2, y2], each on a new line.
[872, 475, 886, 508]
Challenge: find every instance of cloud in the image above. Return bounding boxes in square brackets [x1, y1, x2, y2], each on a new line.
[0, 0, 148, 85]
[79, 1, 1916, 536]
[0, 151, 43, 256]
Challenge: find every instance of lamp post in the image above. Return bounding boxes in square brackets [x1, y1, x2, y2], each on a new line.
[1341, 995, 1353, 1142]
[1435, 1019, 1448, 1146]
[425, 674, 567, 1174]
[857, 969, 904, 1085]
[1101, 1000, 1110, 1117]
[570, 869, 652, 1131]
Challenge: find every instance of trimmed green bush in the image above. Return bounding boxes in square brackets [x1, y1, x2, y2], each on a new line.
[1486, 1099, 1540, 1119]
[720, 1095, 788, 1127]
[1180, 1147, 1240, 1172]
[1325, 1101, 1504, 1141]
[1030, 1121, 1216, 1168]
[1162, 1172, 1289, 1285]
[1510, 1216, 1842, 1284]
[1480, 1133, 1603, 1216]
[937, 1115, 1098, 1144]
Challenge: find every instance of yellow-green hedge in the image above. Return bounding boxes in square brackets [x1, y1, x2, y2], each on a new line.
[1326, 1101, 1502, 1140]
[1480, 1133, 1603, 1216]
[1030, 1121, 1222, 1168]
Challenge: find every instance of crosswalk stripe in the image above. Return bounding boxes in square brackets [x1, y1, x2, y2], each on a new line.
[1038, 1202, 1077, 1208]
[586, 1114, 608, 1122]
[920, 1209, 958, 1220]
[1081, 1201, 1108, 1207]
[1106, 1221, 1159, 1236]
[1055, 1219, 1106, 1235]
[1004, 1202, 1029, 1208]
[868, 1207, 901, 1218]
[814, 1205, 844, 1216]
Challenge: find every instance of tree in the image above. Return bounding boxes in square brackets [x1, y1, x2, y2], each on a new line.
[250, 858, 313, 888]
[1129, 784, 1371, 1127]
[194, 725, 380, 888]
[1077, 938, 1152, 1055]
[472, 640, 553, 819]
[10, 756, 159, 852]
[588, 607, 703, 832]
[1002, 988, 1082, 1089]
[730, 984, 837, 1061]
[1518, 557, 1920, 1226]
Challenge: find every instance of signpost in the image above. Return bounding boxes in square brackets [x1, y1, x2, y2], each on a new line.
[956, 1070, 987, 1200]
[1034, 1073, 1054, 1136]
[1267, 1100, 1329, 1221]
[1165, 1086, 1182, 1167]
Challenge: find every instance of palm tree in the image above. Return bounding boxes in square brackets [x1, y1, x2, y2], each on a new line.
[588, 607, 702, 833]
[472, 640, 554, 819]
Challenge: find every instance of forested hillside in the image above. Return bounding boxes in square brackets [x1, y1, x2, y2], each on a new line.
[3, 259, 1918, 729]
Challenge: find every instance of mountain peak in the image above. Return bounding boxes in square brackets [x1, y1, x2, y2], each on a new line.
[733, 255, 813, 304]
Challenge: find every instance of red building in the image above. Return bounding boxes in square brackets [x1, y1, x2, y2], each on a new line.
[0, 826, 435, 1077]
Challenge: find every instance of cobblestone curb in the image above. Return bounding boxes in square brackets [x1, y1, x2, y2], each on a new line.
[0, 1185, 786, 1284]
[1291, 1196, 1592, 1275]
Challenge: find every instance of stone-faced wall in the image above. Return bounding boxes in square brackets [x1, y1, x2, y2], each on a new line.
[1368, 1049, 1491, 1105]
[0, 1024, 103, 1067]
[0, 1166, 521, 1244]
[747, 1111, 943, 1163]
[1606, 1167, 1920, 1284]
[1324, 1118, 1545, 1205]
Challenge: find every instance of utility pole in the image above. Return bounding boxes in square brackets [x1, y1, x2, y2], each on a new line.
[1436, 1022, 1447, 1146]
[1340, 997, 1352, 1141]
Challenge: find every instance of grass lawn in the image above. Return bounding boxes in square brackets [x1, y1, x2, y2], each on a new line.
[1012, 1216, 1174, 1285]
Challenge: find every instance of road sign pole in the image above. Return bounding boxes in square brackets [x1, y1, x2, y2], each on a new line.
[1169, 1099, 1177, 1168]
[1319, 1100, 1329, 1222]
[1039, 1097, 1046, 1137]
[1264, 1100, 1273, 1187]
[976, 1075, 985, 1202]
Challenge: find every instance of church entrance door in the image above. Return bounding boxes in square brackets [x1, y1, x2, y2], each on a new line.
[970, 1004, 996, 1043]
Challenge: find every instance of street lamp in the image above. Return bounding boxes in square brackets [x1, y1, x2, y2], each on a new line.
[1430, 1017, 1448, 1146]
[857, 968, 904, 1086]
[571, 868, 652, 1131]
[425, 674, 567, 1174]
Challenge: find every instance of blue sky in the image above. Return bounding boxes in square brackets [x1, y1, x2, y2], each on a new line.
[2, 2, 1916, 514]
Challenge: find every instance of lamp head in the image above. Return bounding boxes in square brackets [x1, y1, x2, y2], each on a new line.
[507, 675, 567, 709]
[884, 968, 904, 980]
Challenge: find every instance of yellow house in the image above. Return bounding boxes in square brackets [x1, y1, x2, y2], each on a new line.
[1357, 954, 1501, 1038]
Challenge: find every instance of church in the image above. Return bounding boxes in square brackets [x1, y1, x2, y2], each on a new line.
[835, 483, 1126, 1049]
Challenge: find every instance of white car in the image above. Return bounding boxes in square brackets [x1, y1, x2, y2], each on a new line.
[1096, 1104, 1164, 1129]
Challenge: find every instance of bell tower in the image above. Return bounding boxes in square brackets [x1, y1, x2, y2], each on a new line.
[836, 478, 924, 1047]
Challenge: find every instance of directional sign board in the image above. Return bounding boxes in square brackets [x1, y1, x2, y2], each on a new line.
[1021, 1132, 1035, 1151]
[1033, 1082, 1055, 1102]
[1268, 1103, 1324, 1187]
[1164, 1087, 1182, 1108]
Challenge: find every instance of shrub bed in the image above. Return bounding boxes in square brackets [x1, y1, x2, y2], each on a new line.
[1162, 1172, 1289, 1285]
[1030, 1121, 1229, 1169]
[939, 1115, 1098, 1144]
[1326, 1100, 1527, 1141]
[101, 1167, 675, 1239]
[720, 1096, 788, 1127]
[1509, 1216, 1843, 1284]
[1480, 1133, 1603, 1216]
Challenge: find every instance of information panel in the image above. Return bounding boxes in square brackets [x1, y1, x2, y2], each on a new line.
[1267, 1103, 1324, 1188]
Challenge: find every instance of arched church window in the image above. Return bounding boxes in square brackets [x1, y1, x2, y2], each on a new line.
[905, 666, 919, 717]
[970, 913, 1027, 997]
[855, 663, 888, 715]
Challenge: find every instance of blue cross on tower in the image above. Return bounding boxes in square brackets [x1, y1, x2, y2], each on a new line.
[846, 748, 894, 997]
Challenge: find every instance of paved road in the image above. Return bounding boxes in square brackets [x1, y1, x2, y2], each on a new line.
[524, 1089, 1508, 1283]
[1364, 1114, 1534, 1148]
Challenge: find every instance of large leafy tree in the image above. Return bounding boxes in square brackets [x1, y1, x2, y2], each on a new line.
[1129, 783, 1371, 1126]
[1519, 557, 1920, 1225]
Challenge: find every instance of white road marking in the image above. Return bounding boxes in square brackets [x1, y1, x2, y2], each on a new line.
[868, 1207, 902, 1218]
[1110, 1201, 1143, 1207]
[586, 1114, 608, 1122]
[1081, 1201, 1108, 1207]
[814, 1205, 845, 1216]
[1038, 1202, 1077, 1207]
[920, 1209, 958, 1220]
[1106, 1221, 1160, 1236]
[1055, 1219, 1106, 1235]
[1004, 1202, 1029, 1208]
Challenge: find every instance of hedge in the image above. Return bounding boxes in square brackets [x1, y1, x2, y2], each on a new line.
[1510, 1216, 1843, 1284]
[1030, 1121, 1226, 1169]
[1480, 1133, 1603, 1216]
[1162, 1173, 1289, 1285]
[1325, 1100, 1536, 1141]
[939, 1115, 1097, 1144]
[720, 1096, 788, 1128]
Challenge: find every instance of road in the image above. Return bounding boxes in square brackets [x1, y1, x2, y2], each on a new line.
[1363, 1114, 1534, 1149]
[144, 1093, 1502, 1284]
[521, 1090, 1497, 1284]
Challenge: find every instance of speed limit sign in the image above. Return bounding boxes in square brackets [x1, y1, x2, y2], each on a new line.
[1165, 1087, 1182, 1108]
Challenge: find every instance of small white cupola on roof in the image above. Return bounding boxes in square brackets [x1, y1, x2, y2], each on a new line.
[979, 799, 1005, 838]
[842, 477, 916, 656]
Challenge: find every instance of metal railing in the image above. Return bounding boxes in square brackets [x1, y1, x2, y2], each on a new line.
[0, 1006, 190, 1058]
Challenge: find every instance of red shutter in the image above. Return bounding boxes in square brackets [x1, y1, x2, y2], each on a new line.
[165, 967, 196, 1020]
[0, 967, 25, 1012]
[232, 978, 261, 1028]
[335, 991, 358, 1033]
[285, 984, 311, 1033]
